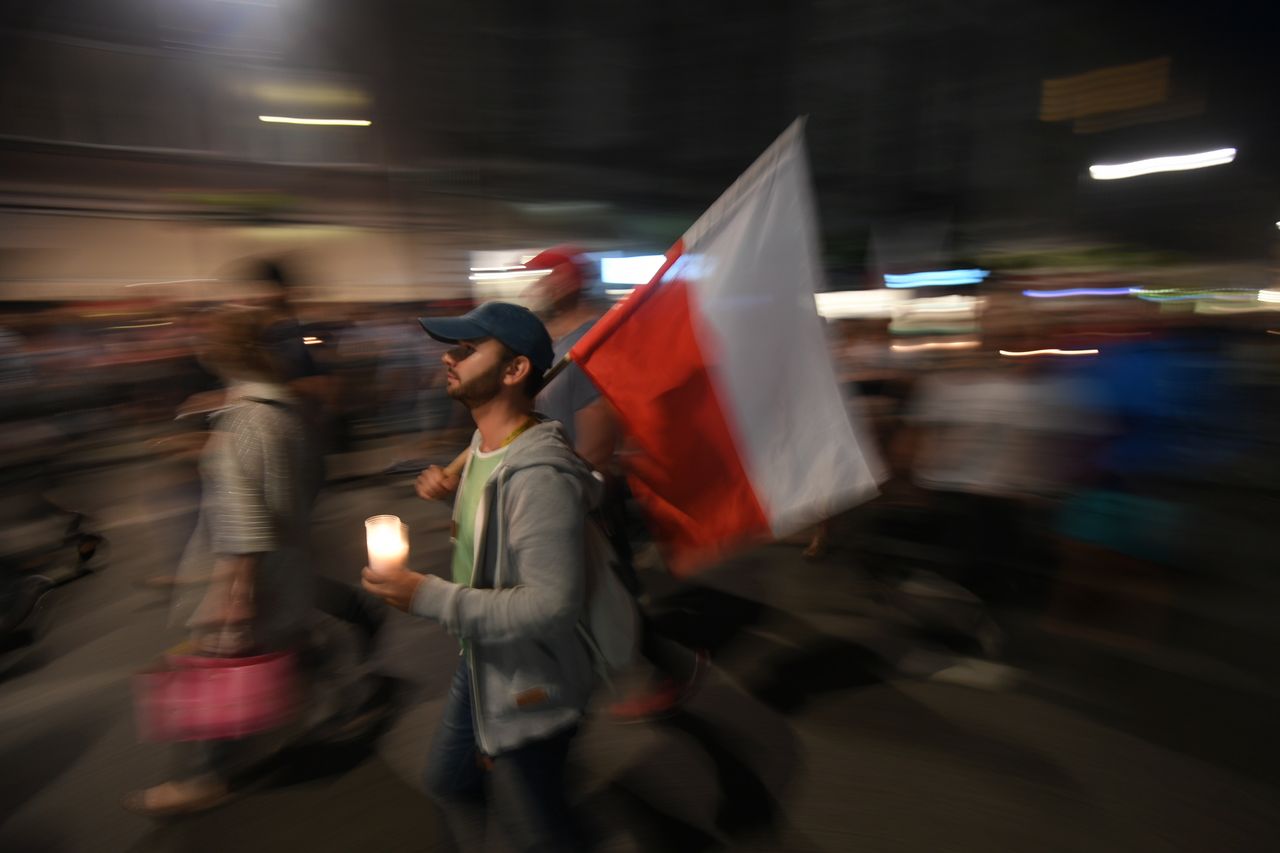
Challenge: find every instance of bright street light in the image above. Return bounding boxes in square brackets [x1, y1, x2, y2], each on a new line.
[258, 115, 371, 127]
[1089, 148, 1235, 180]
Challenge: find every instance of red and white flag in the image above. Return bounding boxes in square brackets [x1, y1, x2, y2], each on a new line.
[570, 120, 883, 574]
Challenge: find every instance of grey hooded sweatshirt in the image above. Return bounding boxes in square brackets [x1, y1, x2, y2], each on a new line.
[410, 420, 601, 755]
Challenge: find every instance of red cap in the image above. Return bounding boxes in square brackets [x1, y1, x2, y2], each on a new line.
[522, 245, 589, 292]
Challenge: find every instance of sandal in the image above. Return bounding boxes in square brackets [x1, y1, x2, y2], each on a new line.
[122, 778, 233, 818]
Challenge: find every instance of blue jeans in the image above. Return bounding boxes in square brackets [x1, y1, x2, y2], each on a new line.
[424, 662, 585, 853]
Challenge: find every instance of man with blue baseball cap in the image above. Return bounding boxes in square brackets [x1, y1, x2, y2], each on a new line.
[363, 301, 596, 852]
[418, 301, 556, 380]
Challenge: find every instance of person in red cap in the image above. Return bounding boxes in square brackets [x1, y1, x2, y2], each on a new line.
[519, 246, 617, 468]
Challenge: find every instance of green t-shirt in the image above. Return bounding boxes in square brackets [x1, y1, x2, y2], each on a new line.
[450, 445, 508, 588]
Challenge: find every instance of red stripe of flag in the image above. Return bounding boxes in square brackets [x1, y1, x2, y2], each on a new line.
[570, 244, 770, 575]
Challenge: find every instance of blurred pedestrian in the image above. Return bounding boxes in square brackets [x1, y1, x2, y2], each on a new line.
[904, 350, 1065, 606]
[521, 247, 617, 467]
[125, 306, 321, 816]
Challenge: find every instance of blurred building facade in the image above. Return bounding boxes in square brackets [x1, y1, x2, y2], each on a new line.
[0, 0, 1276, 299]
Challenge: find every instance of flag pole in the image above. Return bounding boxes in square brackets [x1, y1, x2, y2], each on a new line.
[540, 351, 574, 389]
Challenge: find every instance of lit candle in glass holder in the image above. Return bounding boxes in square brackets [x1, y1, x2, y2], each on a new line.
[365, 515, 409, 577]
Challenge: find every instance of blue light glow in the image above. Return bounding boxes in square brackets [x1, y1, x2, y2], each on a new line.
[884, 269, 990, 288]
[1022, 287, 1137, 298]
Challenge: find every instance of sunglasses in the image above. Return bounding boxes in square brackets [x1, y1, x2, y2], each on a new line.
[445, 339, 486, 363]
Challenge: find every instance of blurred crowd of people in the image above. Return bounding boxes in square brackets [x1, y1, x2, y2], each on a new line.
[5, 268, 1280, 657]
[825, 294, 1280, 662]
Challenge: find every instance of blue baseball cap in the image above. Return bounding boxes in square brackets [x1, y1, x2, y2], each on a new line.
[418, 301, 555, 373]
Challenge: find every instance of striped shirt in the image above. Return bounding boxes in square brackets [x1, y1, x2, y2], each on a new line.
[206, 384, 314, 555]
[173, 380, 321, 648]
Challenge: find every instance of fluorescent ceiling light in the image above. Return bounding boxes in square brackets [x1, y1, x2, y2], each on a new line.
[258, 115, 371, 126]
[884, 269, 989, 288]
[891, 340, 980, 352]
[1089, 148, 1235, 180]
[1000, 348, 1099, 357]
